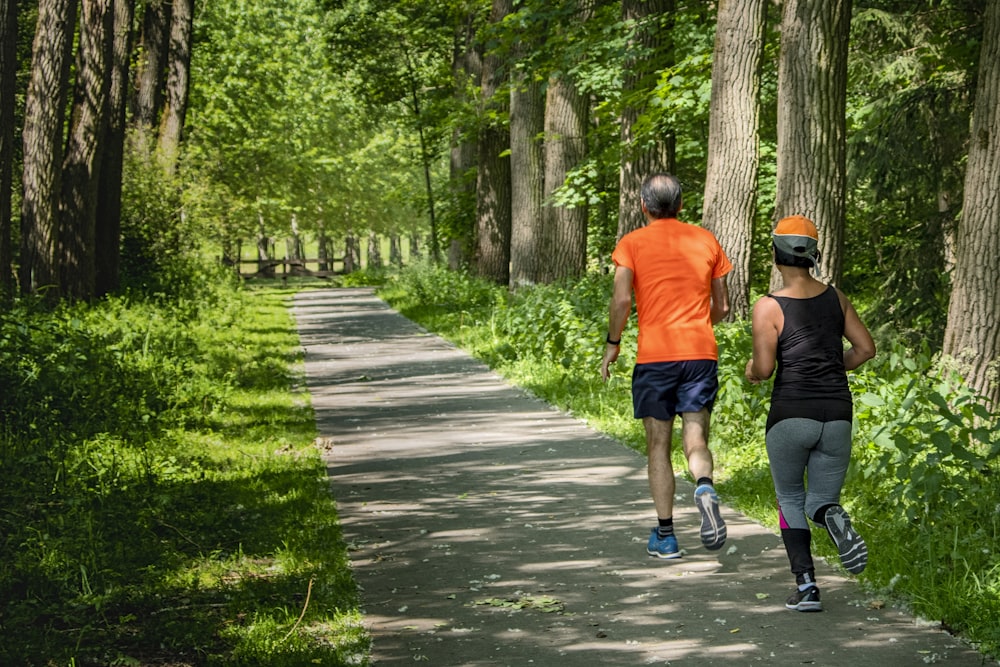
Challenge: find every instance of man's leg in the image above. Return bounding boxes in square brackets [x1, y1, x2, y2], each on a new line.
[643, 416, 682, 558]
[643, 416, 676, 520]
[680, 408, 713, 481]
[681, 408, 727, 550]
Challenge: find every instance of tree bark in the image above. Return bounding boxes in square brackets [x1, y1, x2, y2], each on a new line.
[157, 0, 192, 175]
[773, 0, 852, 289]
[367, 231, 382, 268]
[0, 0, 16, 297]
[543, 70, 588, 282]
[132, 0, 169, 133]
[508, 11, 547, 290]
[95, 0, 134, 296]
[20, 0, 77, 296]
[60, 0, 114, 300]
[943, 0, 1000, 406]
[617, 0, 674, 240]
[508, 68, 545, 288]
[474, 0, 512, 285]
[702, 0, 767, 319]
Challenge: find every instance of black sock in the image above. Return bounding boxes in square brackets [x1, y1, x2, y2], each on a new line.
[657, 518, 674, 538]
[696, 477, 713, 488]
[812, 503, 838, 525]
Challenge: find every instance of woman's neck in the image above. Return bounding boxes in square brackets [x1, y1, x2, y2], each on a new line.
[776, 265, 824, 296]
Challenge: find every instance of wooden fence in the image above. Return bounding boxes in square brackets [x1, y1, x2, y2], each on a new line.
[227, 257, 349, 280]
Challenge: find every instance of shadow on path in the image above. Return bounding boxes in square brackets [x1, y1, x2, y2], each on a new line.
[294, 287, 990, 667]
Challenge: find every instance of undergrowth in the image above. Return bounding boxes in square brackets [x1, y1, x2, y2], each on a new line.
[0, 279, 368, 666]
[378, 262, 1000, 659]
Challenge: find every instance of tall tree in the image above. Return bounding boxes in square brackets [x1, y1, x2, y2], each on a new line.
[59, 0, 114, 299]
[446, 4, 481, 270]
[508, 70, 545, 286]
[773, 0, 852, 287]
[20, 0, 78, 296]
[943, 0, 1000, 406]
[95, 0, 135, 295]
[132, 0, 169, 135]
[541, 0, 592, 282]
[617, 0, 674, 239]
[0, 0, 16, 296]
[474, 0, 512, 285]
[323, 0, 459, 264]
[508, 5, 546, 288]
[701, 0, 767, 319]
[157, 0, 192, 175]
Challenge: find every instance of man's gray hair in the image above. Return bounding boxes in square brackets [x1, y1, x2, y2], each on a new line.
[641, 173, 683, 219]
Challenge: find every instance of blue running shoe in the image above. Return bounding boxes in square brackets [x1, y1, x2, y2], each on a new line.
[647, 528, 682, 559]
[824, 505, 867, 574]
[694, 484, 727, 550]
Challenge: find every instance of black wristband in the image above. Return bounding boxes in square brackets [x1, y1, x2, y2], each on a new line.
[606, 334, 621, 345]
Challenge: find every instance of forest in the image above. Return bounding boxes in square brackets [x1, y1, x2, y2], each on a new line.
[1, 0, 999, 663]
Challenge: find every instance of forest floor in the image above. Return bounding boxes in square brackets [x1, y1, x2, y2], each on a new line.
[293, 287, 995, 667]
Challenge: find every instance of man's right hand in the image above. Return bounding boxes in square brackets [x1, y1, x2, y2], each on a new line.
[601, 344, 620, 382]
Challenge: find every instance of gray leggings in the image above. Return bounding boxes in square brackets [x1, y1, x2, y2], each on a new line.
[766, 418, 852, 531]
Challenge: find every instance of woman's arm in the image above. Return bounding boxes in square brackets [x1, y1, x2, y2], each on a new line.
[746, 296, 781, 384]
[839, 290, 876, 371]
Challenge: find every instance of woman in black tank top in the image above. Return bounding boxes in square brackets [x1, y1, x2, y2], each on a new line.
[744, 216, 876, 612]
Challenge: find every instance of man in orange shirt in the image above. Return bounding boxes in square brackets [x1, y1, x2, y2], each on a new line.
[601, 173, 731, 559]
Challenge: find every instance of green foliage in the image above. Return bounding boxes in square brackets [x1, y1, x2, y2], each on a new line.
[843, 2, 983, 342]
[380, 263, 1000, 658]
[850, 344, 1000, 524]
[0, 285, 368, 665]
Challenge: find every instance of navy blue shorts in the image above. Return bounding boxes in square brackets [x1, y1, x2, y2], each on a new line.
[631, 360, 719, 420]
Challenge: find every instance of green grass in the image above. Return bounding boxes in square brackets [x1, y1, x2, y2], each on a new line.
[0, 283, 368, 666]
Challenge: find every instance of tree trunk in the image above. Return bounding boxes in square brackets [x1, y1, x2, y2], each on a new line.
[344, 233, 358, 273]
[95, 0, 134, 297]
[0, 0, 16, 297]
[773, 0, 851, 289]
[256, 212, 273, 276]
[132, 0, 169, 133]
[401, 48, 440, 263]
[60, 0, 114, 300]
[509, 38, 546, 288]
[702, 0, 767, 319]
[943, 0, 1000, 406]
[20, 0, 77, 296]
[474, 0, 512, 285]
[390, 234, 403, 267]
[157, 0, 192, 175]
[367, 231, 381, 268]
[317, 221, 329, 271]
[617, 0, 675, 240]
[543, 71, 588, 282]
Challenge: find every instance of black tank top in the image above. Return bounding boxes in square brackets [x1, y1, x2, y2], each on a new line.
[766, 285, 852, 432]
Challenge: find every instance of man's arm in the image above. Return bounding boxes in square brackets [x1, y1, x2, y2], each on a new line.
[710, 275, 730, 325]
[601, 265, 633, 382]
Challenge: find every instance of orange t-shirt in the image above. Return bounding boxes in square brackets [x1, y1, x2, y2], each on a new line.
[612, 218, 732, 364]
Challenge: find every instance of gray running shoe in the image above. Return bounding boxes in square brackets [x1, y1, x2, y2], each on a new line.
[786, 585, 822, 612]
[694, 484, 727, 550]
[824, 505, 868, 574]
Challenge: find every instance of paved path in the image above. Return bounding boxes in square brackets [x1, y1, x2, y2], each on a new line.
[293, 287, 991, 666]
